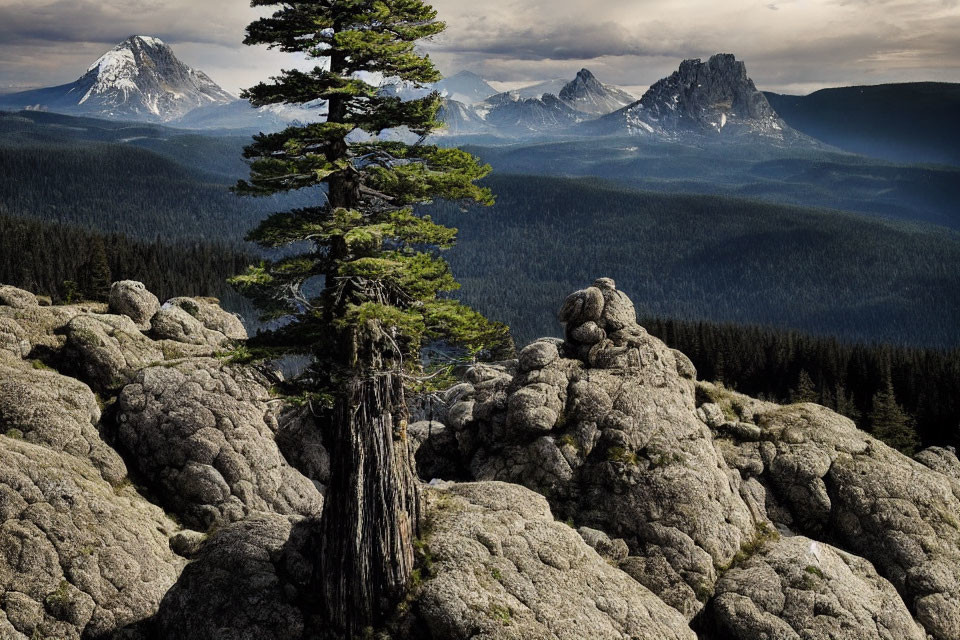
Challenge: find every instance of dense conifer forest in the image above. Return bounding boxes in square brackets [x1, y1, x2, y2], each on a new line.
[643, 317, 960, 452]
[431, 174, 960, 349]
[0, 213, 251, 304]
[0, 139, 315, 243]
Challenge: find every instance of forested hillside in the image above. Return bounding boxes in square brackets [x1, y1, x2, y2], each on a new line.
[0, 143, 315, 243]
[644, 317, 959, 451]
[429, 175, 960, 349]
[0, 213, 251, 306]
[766, 83, 960, 166]
[466, 138, 960, 230]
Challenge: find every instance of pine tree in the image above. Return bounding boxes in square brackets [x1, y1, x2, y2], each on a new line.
[232, 1, 511, 634]
[869, 376, 919, 455]
[790, 369, 817, 403]
[81, 237, 112, 301]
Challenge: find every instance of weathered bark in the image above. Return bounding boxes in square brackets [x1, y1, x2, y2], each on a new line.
[317, 367, 421, 636]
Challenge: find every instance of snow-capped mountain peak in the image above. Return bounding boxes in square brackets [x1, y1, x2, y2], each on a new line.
[558, 69, 635, 116]
[1, 35, 235, 123]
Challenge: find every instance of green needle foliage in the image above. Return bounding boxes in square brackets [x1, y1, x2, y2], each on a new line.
[233, 1, 511, 380]
[232, 1, 512, 635]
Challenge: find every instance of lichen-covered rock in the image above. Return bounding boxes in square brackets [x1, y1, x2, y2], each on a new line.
[0, 351, 126, 484]
[724, 399, 960, 640]
[0, 317, 30, 358]
[115, 359, 322, 530]
[557, 285, 604, 327]
[62, 313, 164, 393]
[164, 297, 246, 340]
[442, 280, 760, 618]
[153, 514, 308, 640]
[0, 437, 183, 640]
[275, 404, 330, 492]
[108, 281, 160, 331]
[0, 285, 38, 309]
[711, 535, 927, 640]
[916, 446, 960, 495]
[150, 306, 232, 350]
[578, 526, 630, 562]
[0, 303, 95, 357]
[416, 482, 696, 640]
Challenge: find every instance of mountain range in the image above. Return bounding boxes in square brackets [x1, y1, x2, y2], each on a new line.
[0, 37, 797, 145]
[0, 36, 323, 130]
[2, 36, 958, 164]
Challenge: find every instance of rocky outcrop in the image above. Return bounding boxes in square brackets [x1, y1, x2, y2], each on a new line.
[0, 352, 126, 484]
[0, 286, 38, 310]
[62, 314, 165, 394]
[441, 278, 759, 618]
[153, 514, 310, 640]
[2, 278, 955, 640]
[109, 281, 160, 331]
[416, 482, 696, 640]
[710, 535, 927, 640]
[150, 297, 246, 349]
[703, 386, 960, 640]
[0, 301, 95, 358]
[114, 358, 322, 531]
[0, 437, 183, 640]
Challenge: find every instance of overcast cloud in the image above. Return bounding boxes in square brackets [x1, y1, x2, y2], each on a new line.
[0, 0, 958, 95]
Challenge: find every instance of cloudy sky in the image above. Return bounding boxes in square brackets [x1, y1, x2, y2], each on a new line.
[0, 0, 958, 96]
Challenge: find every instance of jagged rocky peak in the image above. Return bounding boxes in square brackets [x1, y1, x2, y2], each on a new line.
[558, 68, 635, 116]
[485, 91, 583, 134]
[434, 70, 498, 104]
[436, 98, 490, 135]
[0, 35, 235, 122]
[73, 35, 235, 121]
[590, 53, 797, 141]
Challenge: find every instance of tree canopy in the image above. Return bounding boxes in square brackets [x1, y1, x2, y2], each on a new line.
[233, 0, 510, 381]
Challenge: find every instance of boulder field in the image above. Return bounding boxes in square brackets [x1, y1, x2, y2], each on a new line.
[0, 279, 956, 639]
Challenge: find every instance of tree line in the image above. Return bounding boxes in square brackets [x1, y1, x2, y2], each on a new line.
[643, 316, 960, 453]
[0, 212, 252, 305]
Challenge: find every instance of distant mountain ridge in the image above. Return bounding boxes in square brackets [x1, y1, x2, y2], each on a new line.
[0, 36, 234, 122]
[559, 68, 635, 116]
[766, 82, 960, 165]
[585, 54, 799, 142]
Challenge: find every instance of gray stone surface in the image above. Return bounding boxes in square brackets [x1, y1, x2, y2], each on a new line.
[0, 437, 183, 640]
[0, 351, 126, 484]
[154, 514, 309, 640]
[108, 281, 160, 330]
[718, 395, 960, 640]
[115, 358, 322, 530]
[275, 404, 330, 492]
[444, 280, 761, 618]
[416, 482, 696, 640]
[0, 302, 94, 356]
[712, 535, 927, 640]
[150, 306, 233, 350]
[0, 286, 38, 309]
[0, 317, 30, 359]
[62, 313, 164, 393]
[164, 297, 246, 340]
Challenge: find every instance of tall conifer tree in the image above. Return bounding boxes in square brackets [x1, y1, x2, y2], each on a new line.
[232, 1, 511, 634]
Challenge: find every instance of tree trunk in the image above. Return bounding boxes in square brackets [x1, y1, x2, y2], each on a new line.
[318, 367, 421, 636]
